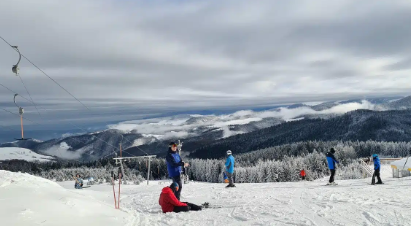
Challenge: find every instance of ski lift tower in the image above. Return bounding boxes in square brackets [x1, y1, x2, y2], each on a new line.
[113, 155, 157, 185]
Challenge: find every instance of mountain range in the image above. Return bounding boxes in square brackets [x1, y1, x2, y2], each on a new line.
[2, 96, 411, 161]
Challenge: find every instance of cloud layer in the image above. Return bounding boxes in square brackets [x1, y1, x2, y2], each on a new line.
[109, 100, 379, 141]
[1, 0, 411, 138]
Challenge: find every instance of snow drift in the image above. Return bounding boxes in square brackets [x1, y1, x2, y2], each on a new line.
[0, 170, 132, 226]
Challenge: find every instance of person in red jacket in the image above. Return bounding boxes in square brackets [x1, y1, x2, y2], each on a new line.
[300, 169, 306, 180]
[159, 182, 202, 213]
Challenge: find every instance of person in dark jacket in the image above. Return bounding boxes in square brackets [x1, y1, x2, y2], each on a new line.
[159, 182, 202, 213]
[371, 154, 383, 185]
[326, 148, 339, 185]
[166, 142, 189, 200]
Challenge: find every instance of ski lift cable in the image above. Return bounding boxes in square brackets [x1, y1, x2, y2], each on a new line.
[0, 83, 33, 104]
[1, 107, 41, 125]
[0, 123, 19, 131]
[0, 36, 149, 156]
[17, 75, 41, 116]
[0, 38, 40, 116]
[0, 35, 90, 111]
[0, 106, 141, 159]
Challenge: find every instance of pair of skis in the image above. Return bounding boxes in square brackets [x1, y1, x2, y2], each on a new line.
[202, 202, 223, 209]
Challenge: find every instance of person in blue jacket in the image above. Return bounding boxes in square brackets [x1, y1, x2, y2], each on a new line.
[326, 148, 339, 185]
[166, 142, 189, 200]
[74, 174, 83, 189]
[225, 150, 235, 188]
[372, 154, 383, 185]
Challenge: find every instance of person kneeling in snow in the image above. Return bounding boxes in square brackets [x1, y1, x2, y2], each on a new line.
[159, 182, 202, 213]
[74, 174, 83, 189]
[372, 154, 383, 185]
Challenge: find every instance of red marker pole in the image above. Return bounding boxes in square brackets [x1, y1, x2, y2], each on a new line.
[118, 173, 121, 209]
[111, 177, 117, 209]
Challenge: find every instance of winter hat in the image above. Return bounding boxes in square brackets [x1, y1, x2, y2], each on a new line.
[227, 150, 232, 155]
[170, 182, 179, 190]
[330, 148, 336, 154]
[372, 154, 378, 159]
[169, 142, 177, 147]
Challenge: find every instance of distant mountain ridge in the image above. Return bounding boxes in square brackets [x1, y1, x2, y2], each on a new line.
[2, 95, 411, 161]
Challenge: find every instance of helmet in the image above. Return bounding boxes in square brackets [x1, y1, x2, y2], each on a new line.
[227, 150, 232, 155]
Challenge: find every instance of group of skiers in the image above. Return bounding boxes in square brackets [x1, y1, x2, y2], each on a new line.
[326, 148, 383, 185]
[159, 142, 236, 213]
[159, 143, 385, 213]
[72, 141, 385, 212]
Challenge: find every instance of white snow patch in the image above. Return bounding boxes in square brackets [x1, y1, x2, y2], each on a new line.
[0, 170, 132, 226]
[0, 148, 54, 162]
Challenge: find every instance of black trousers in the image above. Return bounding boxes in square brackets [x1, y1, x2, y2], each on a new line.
[372, 169, 382, 184]
[172, 176, 182, 200]
[173, 202, 202, 213]
[301, 176, 306, 180]
[329, 169, 336, 183]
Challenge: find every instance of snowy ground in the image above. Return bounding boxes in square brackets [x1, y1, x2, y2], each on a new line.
[0, 170, 132, 226]
[2, 165, 411, 226]
[0, 147, 55, 162]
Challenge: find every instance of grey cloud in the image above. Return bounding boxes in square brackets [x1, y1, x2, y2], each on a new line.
[0, 0, 411, 131]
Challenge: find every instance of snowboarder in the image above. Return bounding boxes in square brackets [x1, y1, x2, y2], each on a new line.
[300, 169, 306, 180]
[225, 150, 235, 188]
[371, 154, 383, 185]
[74, 174, 83, 189]
[326, 148, 339, 185]
[166, 142, 189, 200]
[159, 182, 202, 213]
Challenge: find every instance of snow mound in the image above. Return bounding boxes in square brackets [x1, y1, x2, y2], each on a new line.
[391, 158, 411, 170]
[0, 147, 55, 162]
[0, 170, 132, 226]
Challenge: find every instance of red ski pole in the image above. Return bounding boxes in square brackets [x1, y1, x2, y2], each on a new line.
[118, 173, 121, 209]
[111, 177, 117, 209]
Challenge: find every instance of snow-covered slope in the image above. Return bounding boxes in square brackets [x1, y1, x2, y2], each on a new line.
[0, 170, 132, 226]
[57, 165, 410, 226]
[0, 147, 55, 162]
[2, 165, 411, 226]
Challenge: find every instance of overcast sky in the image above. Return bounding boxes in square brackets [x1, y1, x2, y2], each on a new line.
[1, 0, 411, 141]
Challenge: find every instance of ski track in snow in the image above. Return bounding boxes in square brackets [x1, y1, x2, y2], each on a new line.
[4, 165, 411, 226]
[93, 174, 411, 226]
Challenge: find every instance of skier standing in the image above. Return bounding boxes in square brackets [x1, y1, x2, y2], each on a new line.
[371, 154, 383, 185]
[166, 142, 189, 200]
[159, 182, 202, 213]
[300, 169, 306, 180]
[225, 150, 235, 188]
[326, 148, 339, 185]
